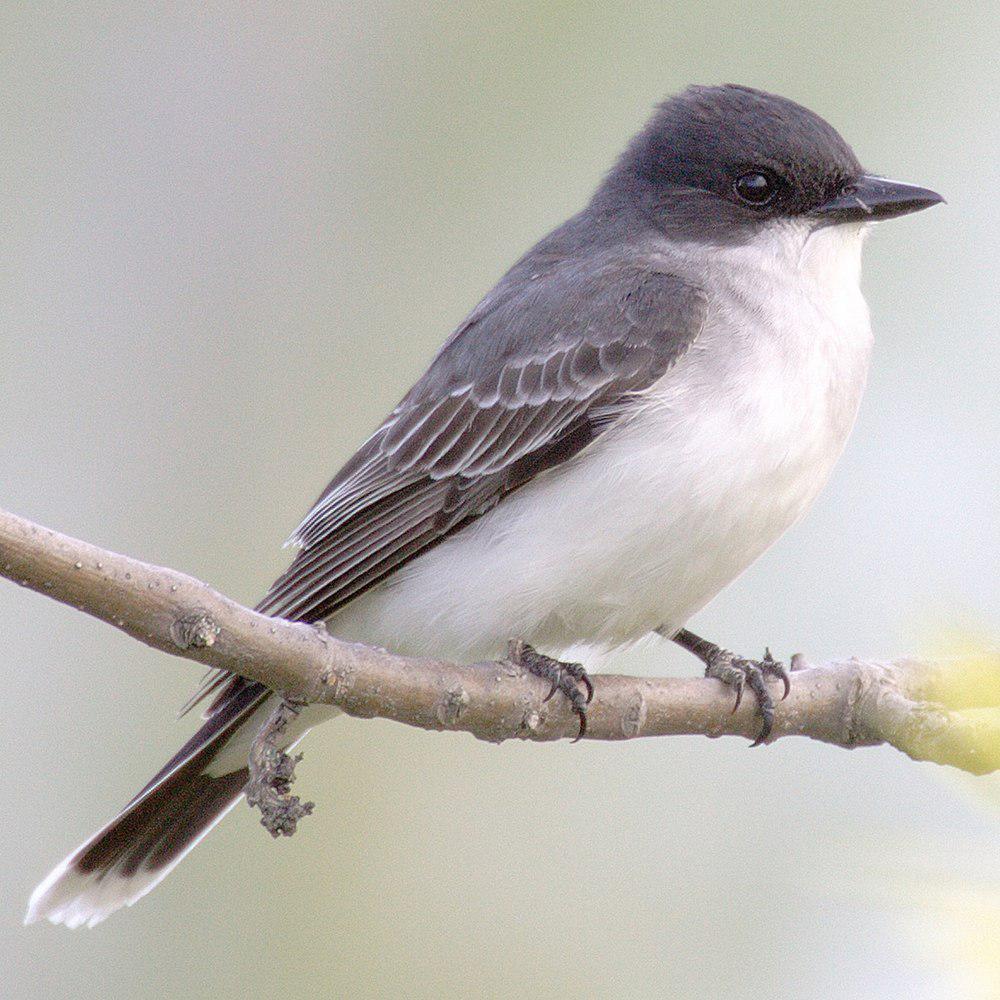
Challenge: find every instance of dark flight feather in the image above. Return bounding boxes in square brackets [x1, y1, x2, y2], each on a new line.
[183, 258, 706, 723]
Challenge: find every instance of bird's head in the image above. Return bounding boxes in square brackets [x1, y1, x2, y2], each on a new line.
[604, 84, 942, 245]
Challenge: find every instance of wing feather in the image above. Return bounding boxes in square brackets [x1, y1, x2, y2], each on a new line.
[430, 403, 518, 478]
[259, 483, 449, 620]
[184, 259, 706, 717]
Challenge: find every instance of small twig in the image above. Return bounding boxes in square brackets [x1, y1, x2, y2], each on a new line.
[244, 699, 315, 837]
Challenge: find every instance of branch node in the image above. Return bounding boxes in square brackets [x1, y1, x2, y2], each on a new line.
[621, 690, 647, 738]
[436, 685, 470, 727]
[789, 652, 810, 672]
[841, 660, 869, 747]
[245, 699, 315, 838]
[522, 708, 543, 733]
[170, 611, 220, 650]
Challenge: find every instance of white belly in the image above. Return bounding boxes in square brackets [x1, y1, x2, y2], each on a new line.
[328, 222, 873, 664]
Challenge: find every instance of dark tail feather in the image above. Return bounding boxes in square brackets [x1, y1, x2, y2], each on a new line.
[25, 683, 270, 928]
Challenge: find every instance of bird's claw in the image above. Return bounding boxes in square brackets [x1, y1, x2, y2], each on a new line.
[508, 640, 592, 741]
[705, 647, 790, 746]
[762, 646, 791, 701]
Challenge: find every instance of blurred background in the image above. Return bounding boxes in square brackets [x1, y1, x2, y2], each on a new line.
[2, 3, 998, 998]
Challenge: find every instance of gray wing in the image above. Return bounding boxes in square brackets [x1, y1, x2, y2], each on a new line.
[184, 259, 705, 717]
[257, 260, 706, 624]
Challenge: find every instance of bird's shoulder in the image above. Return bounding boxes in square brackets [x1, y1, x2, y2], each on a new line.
[403, 235, 708, 409]
[285, 241, 706, 554]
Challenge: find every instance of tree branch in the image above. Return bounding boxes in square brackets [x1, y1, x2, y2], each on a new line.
[2, 506, 997, 774]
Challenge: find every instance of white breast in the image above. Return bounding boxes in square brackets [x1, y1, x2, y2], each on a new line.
[328, 221, 873, 664]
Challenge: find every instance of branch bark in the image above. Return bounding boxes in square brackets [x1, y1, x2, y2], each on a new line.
[2, 506, 997, 773]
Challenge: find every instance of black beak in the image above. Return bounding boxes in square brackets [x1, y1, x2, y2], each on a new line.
[813, 174, 944, 224]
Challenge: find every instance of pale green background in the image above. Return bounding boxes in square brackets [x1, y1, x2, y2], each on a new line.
[2, 4, 999, 999]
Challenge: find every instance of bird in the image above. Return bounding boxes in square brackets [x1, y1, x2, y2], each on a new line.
[25, 83, 942, 927]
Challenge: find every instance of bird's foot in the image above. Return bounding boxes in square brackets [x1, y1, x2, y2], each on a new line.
[704, 646, 790, 746]
[507, 640, 593, 741]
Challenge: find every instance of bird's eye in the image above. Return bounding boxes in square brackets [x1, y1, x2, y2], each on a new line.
[733, 171, 778, 206]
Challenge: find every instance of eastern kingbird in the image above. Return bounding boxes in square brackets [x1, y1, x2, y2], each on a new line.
[27, 84, 942, 927]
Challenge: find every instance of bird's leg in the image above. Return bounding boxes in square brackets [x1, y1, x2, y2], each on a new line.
[670, 628, 790, 746]
[507, 640, 593, 741]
